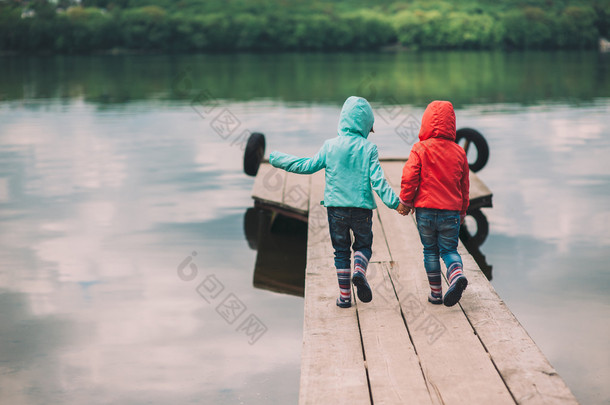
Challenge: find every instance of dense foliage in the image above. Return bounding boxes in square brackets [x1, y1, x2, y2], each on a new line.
[1, 0, 609, 52]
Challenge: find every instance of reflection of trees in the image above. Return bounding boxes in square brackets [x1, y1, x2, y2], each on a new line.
[0, 52, 607, 107]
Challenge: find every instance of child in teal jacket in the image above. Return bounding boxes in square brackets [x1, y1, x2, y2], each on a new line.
[270, 96, 407, 307]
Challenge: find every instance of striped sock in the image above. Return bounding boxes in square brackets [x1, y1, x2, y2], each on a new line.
[447, 263, 464, 288]
[353, 251, 369, 277]
[427, 270, 442, 300]
[337, 269, 351, 302]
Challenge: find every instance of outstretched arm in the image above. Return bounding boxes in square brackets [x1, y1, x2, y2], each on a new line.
[369, 146, 400, 210]
[269, 144, 326, 174]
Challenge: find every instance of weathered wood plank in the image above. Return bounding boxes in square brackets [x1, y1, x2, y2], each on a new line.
[469, 169, 492, 202]
[252, 164, 309, 220]
[371, 208, 392, 263]
[381, 160, 403, 189]
[300, 263, 370, 405]
[458, 248, 579, 405]
[469, 170, 493, 208]
[355, 261, 435, 405]
[282, 171, 310, 213]
[252, 163, 286, 206]
[299, 170, 370, 405]
[376, 195, 516, 405]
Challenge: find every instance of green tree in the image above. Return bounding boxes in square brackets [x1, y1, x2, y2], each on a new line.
[293, 14, 334, 50]
[170, 15, 209, 52]
[0, 5, 23, 51]
[234, 14, 267, 50]
[594, 1, 610, 38]
[343, 10, 394, 50]
[556, 6, 599, 48]
[443, 12, 503, 49]
[121, 6, 170, 50]
[393, 10, 424, 49]
[501, 7, 555, 49]
[197, 13, 237, 51]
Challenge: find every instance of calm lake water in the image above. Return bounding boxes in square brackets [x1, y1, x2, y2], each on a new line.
[0, 52, 609, 405]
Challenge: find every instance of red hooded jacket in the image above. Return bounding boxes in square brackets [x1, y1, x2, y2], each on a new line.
[399, 101, 469, 216]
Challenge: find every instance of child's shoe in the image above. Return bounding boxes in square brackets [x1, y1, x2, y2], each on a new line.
[443, 276, 468, 307]
[336, 297, 351, 308]
[352, 272, 372, 303]
[428, 293, 443, 305]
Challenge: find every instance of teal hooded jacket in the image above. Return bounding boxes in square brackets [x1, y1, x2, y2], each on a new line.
[269, 96, 399, 210]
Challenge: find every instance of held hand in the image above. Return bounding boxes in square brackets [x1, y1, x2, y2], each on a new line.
[396, 203, 411, 216]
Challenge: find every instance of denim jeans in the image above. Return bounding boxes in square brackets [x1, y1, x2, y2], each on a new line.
[327, 207, 373, 269]
[415, 208, 462, 275]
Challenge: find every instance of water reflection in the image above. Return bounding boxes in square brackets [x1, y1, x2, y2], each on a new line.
[245, 208, 306, 297]
[1, 52, 608, 107]
[0, 291, 72, 401]
[460, 208, 493, 280]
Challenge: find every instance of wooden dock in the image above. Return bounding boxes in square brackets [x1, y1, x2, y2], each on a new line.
[251, 160, 578, 405]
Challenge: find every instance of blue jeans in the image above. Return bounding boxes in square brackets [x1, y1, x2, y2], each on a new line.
[327, 207, 373, 269]
[415, 208, 462, 276]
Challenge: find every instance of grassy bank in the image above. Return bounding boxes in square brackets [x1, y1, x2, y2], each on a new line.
[0, 0, 609, 53]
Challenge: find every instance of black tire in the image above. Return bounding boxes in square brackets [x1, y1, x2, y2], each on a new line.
[244, 132, 266, 176]
[455, 128, 489, 172]
[459, 208, 489, 247]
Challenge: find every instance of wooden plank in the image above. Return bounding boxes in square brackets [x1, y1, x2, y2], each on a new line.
[371, 209, 392, 263]
[381, 160, 403, 189]
[458, 248, 579, 405]
[355, 262, 435, 405]
[254, 200, 308, 222]
[299, 170, 370, 405]
[252, 164, 311, 218]
[282, 171, 310, 214]
[469, 170, 493, 208]
[300, 262, 370, 405]
[376, 195, 516, 405]
[252, 163, 286, 206]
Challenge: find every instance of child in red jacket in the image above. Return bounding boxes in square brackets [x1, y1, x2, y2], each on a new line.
[400, 101, 470, 306]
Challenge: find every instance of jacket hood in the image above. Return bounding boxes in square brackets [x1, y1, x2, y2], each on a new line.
[338, 96, 375, 139]
[418, 100, 456, 141]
